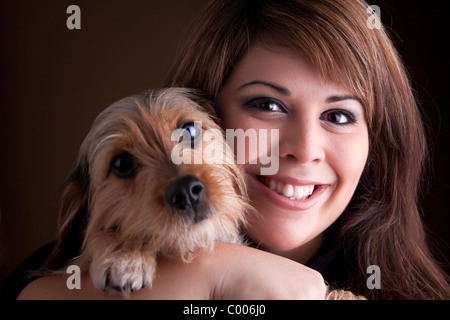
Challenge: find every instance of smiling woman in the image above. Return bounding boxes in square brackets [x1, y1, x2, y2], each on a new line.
[216, 43, 369, 263]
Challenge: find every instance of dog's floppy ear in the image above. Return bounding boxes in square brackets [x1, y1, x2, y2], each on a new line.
[58, 156, 90, 235]
[40, 156, 90, 272]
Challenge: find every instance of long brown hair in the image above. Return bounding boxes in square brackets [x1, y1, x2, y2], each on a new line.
[164, 0, 450, 299]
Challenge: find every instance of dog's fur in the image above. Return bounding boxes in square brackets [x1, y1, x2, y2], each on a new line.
[46, 88, 248, 292]
[44, 87, 364, 299]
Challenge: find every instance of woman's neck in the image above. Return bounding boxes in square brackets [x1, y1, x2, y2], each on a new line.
[269, 232, 326, 264]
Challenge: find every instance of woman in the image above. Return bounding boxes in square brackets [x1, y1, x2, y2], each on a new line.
[163, 0, 450, 299]
[17, 0, 450, 299]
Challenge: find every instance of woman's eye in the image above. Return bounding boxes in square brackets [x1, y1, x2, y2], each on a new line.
[322, 109, 356, 125]
[244, 97, 287, 113]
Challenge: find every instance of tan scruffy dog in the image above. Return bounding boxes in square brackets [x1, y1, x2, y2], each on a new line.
[47, 88, 248, 293]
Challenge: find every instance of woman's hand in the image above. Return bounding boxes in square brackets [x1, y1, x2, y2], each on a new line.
[18, 243, 327, 300]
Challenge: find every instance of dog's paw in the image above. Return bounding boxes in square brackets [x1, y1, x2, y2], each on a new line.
[91, 251, 156, 293]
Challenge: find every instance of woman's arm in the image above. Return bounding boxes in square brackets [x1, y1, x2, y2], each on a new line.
[212, 243, 327, 300]
[17, 243, 327, 300]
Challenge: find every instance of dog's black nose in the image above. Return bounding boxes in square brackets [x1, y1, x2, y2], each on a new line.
[166, 175, 205, 211]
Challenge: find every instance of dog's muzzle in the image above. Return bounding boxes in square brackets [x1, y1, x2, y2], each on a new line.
[165, 175, 207, 223]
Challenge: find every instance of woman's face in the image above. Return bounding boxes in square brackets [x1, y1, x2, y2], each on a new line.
[217, 42, 369, 262]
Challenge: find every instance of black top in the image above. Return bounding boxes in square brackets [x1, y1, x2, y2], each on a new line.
[0, 242, 55, 300]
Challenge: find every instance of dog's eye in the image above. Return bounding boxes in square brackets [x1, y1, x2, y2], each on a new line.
[110, 152, 137, 179]
[182, 122, 197, 139]
[179, 122, 200, 148]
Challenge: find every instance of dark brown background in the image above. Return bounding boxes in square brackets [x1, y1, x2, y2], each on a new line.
[1, 0, 449, 282]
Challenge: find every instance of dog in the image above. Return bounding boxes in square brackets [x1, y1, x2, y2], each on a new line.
[46, 88, 248, 293]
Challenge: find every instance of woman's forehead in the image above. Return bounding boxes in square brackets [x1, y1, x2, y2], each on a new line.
[225, 41, 357, 99]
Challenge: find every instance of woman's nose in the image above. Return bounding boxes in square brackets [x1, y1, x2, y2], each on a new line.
[278, 117, 325, 164]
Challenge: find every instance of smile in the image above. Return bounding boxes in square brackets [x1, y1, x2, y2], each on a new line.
[258, 176, 315, 200]
[253, 174, 329, 211]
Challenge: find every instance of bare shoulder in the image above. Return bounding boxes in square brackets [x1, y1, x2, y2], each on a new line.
[18, 274, 74, 300]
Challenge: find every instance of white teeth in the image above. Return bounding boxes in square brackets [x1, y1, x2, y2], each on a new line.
[282, 184, 294, 198]
[263, 178, 315, 200]
[294, 185, 305, 199]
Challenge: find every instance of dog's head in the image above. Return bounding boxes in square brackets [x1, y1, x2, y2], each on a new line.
[46, 88, 248, 270]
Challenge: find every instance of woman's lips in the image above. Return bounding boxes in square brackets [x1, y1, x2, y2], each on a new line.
[251, 174, 329, 211]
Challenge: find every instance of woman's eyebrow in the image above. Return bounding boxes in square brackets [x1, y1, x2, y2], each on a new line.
[326, 95, 362, 104]
[237, 80, 291, 96]
[237, 81, 362, 104]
